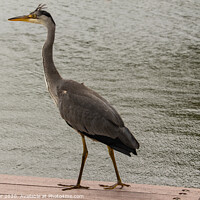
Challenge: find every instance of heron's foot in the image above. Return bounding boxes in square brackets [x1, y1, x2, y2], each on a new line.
[58, 183, 89, 191]
[99, 182, 130, 190]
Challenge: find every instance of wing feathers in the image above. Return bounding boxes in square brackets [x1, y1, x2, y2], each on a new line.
[58, 80, 139, 156]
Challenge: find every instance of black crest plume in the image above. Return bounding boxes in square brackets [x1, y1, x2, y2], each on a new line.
[35, 4, 47, 12]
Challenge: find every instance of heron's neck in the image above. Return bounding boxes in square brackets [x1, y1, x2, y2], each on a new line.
[42, 24, 61, 104]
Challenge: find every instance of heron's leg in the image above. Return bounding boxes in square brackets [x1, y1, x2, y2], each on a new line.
[76, 134, 89, 187]
[99, 146, 130, 190]
[58, 133, 89, 190]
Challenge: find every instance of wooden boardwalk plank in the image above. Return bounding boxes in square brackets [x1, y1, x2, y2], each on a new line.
[0, 174, 199, 200]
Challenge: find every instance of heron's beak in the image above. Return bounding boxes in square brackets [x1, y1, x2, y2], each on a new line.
[8, 14, 39, 24]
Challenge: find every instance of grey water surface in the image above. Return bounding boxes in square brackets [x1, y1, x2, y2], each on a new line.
[0, 0, 199, 188]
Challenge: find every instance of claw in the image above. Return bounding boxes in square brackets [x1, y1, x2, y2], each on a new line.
[99, 182, 130, 190]
[58, 183, 89, 190]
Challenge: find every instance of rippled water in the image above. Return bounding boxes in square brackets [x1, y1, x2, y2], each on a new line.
[0, 0, 199, 188]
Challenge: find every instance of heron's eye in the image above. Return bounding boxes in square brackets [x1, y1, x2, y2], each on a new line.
[28, 14, 37, 19]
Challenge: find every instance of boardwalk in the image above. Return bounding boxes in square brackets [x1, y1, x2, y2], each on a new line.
[0, 174, 199, 200]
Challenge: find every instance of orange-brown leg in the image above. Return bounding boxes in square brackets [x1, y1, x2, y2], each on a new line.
[58, 133, 89, 190]
[99, 146, 130, 189]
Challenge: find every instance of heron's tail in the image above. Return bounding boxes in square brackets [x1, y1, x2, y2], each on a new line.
[109, 127, 139, 157]
[121, 127, 140, 149]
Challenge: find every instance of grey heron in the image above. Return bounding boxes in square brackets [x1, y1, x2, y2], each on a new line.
[8, 4, 140, 190]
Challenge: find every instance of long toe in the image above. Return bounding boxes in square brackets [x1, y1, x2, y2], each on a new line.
[62, 185, 89, 191]
[99, 182, 130, 190]
[119, 183, 130, 189]
[100, 183, 118, 190]
[58, 184, 89, 190]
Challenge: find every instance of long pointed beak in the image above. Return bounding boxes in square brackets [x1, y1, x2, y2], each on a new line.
[8, 14, 39, 24]
[8, 15, 30, 22]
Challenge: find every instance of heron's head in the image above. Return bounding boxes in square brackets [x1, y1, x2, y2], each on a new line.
[8, 4, 55, 27]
